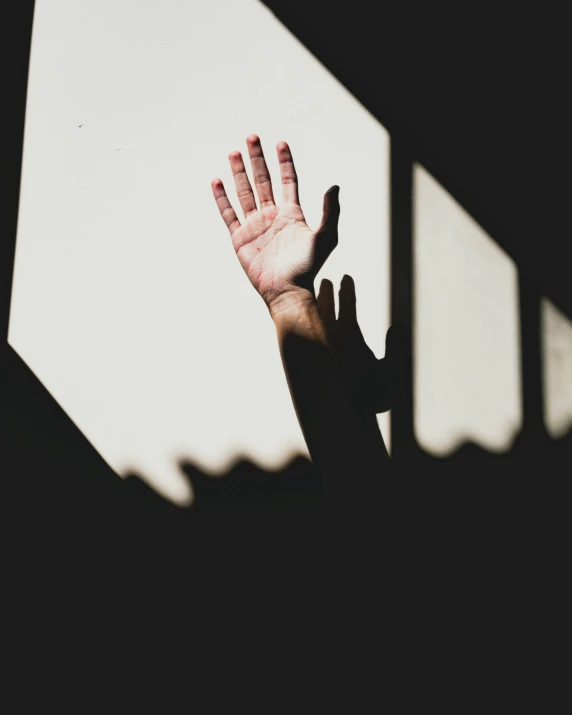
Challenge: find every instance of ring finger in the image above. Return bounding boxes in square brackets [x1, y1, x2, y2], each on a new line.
[229, 150, 257, 217]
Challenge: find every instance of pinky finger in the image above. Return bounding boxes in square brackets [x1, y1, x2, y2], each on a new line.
[212, 178, 241, 236]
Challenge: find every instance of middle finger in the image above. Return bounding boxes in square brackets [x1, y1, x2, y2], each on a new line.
[246, 134, 275, 209]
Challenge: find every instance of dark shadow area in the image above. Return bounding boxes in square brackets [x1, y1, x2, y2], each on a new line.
[124, 454, 322, 515]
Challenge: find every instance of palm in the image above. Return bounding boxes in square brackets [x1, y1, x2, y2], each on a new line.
[233, 203, 315, 304]
[212, 135, 339, 310]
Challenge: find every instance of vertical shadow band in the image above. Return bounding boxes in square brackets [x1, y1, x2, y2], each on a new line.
[518, 269, 549, 453]
[389, 140, 416, 462]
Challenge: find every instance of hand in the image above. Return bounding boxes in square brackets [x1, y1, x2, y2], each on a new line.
[212, 134, 340, 315]
[317, 274, 405, 415]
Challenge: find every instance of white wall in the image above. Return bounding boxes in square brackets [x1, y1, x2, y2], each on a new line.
[9, 0, 390, 505]
[413, 165, 572, 452]
[10, 1, 570, 505]
[413, 164, 522, 454]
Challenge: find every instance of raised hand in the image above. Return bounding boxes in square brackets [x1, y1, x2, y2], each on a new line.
[317, 274, 404, 415]
[212, 134, 340, 315]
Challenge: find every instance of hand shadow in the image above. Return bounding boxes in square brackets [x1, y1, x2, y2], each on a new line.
[317, 274, 406, 418]
[123, 273, 405, 514]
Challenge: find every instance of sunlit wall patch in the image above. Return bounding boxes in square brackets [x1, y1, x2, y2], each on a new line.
[8, 0, 390, 504]
[541, 297, 572, 440]
[412, 163, 522, 456]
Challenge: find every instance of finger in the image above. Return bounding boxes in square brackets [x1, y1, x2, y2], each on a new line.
[276, 141, 299, 205]
[317, 278, 337, 334]
[338, 273, 357, 326]
[212, 178, 241, 236]
[229, 150, 257, 217]
[316, 185, 340, 235]
[246, 134, 275, 209]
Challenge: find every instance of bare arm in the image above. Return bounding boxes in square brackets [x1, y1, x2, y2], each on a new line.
[212, 135, 389, 501]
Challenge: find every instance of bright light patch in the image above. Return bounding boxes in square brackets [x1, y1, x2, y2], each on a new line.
[9, 0, 390, 504]
[413, 163, 522, 455]
[541, 297, 572, 439]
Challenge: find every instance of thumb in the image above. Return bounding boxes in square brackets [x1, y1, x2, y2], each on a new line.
[316, 185, 340, 235]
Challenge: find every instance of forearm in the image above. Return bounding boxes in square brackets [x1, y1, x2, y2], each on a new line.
[271, 291, 390, 501]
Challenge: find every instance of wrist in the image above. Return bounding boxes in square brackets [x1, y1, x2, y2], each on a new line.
[271, 291, 332, 353]
[268, 288, 317, 322]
